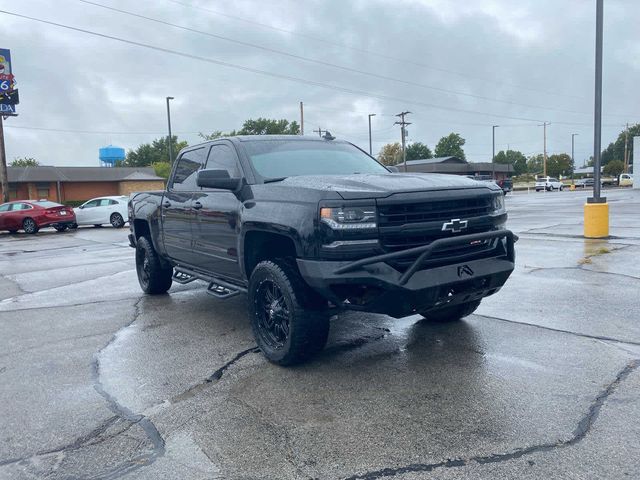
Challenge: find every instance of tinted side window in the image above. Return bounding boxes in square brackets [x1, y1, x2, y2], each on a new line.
[205, 144, 241, 178]
[84, 200, 99, 209]
[98, 199, 112, 207]
[0, 204, 11, 212]
[172, 148, 207, 191]
[10, 203, 29, 211]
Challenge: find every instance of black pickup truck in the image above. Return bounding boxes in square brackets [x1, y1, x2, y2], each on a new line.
[129, 135, 516, 365]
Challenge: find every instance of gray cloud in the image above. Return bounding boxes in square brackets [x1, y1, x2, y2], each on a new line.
[1, 0, 638, 166]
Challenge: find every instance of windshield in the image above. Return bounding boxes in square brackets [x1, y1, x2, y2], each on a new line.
[242, 140, 389, 178]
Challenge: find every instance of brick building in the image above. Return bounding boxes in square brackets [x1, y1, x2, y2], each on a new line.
[3, 166, 165, 203]
[396, 157, 514, 180]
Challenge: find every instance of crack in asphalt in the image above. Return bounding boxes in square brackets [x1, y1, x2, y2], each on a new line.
[475, 314, 640, 348]
[87, 297, 167, 480]
[170, 347, 260, 404]
[343, 359, 639, 480]
[524, 264, 640, 281]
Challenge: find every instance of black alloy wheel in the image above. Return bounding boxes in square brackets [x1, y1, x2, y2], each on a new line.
[23, 218, 39, 234]
[135, 236, 173, 294]
[256, 280, 290, 349]
[248, 259, 329, 366]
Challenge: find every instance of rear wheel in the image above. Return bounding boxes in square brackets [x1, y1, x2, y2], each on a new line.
[54, 225, 68, 232]
[23, 218, 39, 234]
[419, 300, 481, 323]
[135, 236, 173, 294]
[559, 185, 564, 191]
[248, 259, 329, 366]
[110, 212, 125, 228]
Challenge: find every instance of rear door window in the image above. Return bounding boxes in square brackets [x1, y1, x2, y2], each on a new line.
[171, 148, 207, 191]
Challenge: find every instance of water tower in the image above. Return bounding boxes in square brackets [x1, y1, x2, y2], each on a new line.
[99, 145, 125, 167]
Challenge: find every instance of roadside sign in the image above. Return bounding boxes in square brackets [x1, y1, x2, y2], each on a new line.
[0, 48, 18, 107]
[0, 104, 17, 115]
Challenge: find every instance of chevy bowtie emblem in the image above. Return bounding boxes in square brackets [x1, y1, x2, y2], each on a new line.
[442, 218, 468, 233]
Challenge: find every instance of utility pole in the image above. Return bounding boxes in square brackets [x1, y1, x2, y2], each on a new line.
[571, 133, 579, 184]
[300, 102, 304, 135]
[623, 122, 629, 173]
[492, 125, 499, 180]
[0, 116, 8, 203]
[395, 111, 411, 172]
[166, 96, 174, 163]
[313, 127, 325, 138]
[539, 121, 549, 177]
[368, 113, 376, 156]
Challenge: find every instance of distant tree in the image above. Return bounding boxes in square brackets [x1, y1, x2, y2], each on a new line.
[547, 153, 573, 177]
[11, 157, 39, 167]
[527, 154, 544, 174]
[600, 123, 640, 166]
[378, 142, 403, 166]
[152, 161, 172, 180]
[603, 159, 624, 177]
[405, 142, 432, 161]
[494, 149, 527, 176]
[434, 133, 466, 160]
[200, 118, 300, 140]
[125, 136, 188, 167]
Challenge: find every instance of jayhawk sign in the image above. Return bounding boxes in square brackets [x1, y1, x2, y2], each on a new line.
[0, 48, 18, 115]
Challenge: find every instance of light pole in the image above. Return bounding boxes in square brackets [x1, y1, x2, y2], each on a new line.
[584, 0, 608, 238]
[368, 113, 376, 156]
[492, 125, 499, 180]
[571, 133, 579, 184]
[166, 96, 174, 163]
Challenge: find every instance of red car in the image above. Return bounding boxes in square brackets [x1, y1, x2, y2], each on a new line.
[0, 200, 76, 234]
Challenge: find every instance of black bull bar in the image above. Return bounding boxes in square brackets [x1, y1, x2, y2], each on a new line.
[334, 230, 517, 285]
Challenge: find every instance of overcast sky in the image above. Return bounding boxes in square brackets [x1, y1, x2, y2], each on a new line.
[1, 0, 638, 167]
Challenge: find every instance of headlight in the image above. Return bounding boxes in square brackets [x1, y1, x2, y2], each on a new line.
[320, 206, 377, 229]
[491, 194, 506, 213]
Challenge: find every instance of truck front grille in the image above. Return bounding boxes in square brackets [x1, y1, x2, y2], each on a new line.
[378, 197, 492, 228]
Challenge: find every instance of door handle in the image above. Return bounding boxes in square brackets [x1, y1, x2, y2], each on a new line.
[162, 200, 171, 208]
[193, 201, 203, 210]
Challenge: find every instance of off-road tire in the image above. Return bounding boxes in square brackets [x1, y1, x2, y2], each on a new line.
[135, 236, 173, 294]
[110, 213, 125, 228]
[23, 218, 39, 234]
[54, 225, 68, 232]
[419, 300, 482, 323]
[248, 259, 329, 366]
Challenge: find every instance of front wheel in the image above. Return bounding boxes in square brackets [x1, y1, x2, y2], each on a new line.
[110, 213, 125, 228]
[419, 300, 482, 323]
[135, 236, 173, 294]
[248, 259, 329, 366]
[23, 218, 39, 234]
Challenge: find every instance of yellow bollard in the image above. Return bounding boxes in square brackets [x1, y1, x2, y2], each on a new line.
[584, 202, 609, 238]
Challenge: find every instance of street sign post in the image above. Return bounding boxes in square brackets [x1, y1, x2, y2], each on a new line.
[0, 47, 18, 203]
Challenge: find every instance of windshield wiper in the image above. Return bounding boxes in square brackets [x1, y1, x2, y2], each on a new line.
[263, 176, 288, 183]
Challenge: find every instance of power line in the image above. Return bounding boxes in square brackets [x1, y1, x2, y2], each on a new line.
[162, 0, 585, 101]
[4, 125, 199, 135]
[0, 9, 550, 123]
[77, 0, 598, 116]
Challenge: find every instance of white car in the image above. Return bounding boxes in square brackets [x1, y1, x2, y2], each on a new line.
[535, 176, 564, 192]
[73, 196, 129, 228]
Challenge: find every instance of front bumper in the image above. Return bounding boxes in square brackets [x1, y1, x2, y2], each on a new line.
[297, 230, 517, 318]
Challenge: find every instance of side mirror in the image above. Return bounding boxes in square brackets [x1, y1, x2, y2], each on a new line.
[79, 205, 84, 209]
[197, 169, 242, 190]
[387, 165, 400, 173]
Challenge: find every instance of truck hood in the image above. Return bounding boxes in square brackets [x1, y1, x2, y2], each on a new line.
[272, 173, 498, 199]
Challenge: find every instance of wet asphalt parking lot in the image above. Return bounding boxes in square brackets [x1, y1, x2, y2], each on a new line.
[1, 188, 640, 480]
